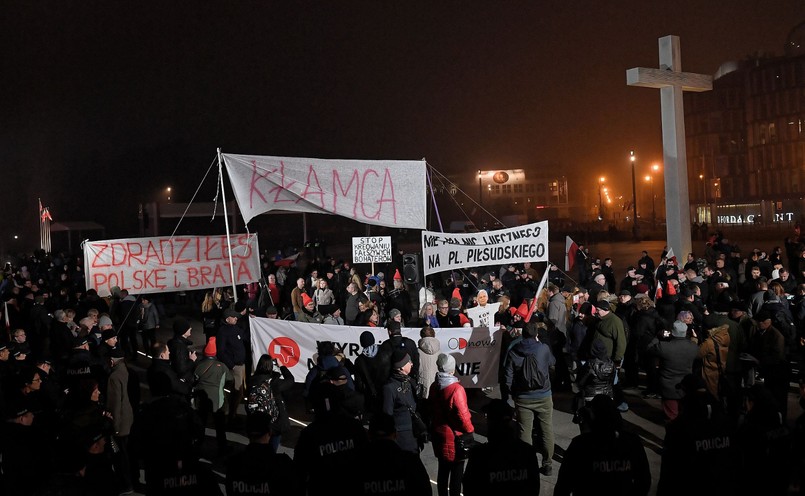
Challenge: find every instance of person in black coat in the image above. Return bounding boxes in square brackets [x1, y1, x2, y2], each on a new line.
[346, 413, 432, 495]
[249, 354, 295, 453]
[167, 318, 196, 383]
[377, 322, 419, 384]
[226, 413, 301, 496]
[147, 342, 190, 400]
[463, 400, 540, 496]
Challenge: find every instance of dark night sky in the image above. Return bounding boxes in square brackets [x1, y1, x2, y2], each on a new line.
[2, 1, 804, 248]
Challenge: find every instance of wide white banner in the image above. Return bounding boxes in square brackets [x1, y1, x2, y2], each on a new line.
[421, 221, 549, 276]
[222, 153, 427, 229]
[250, 318, 502, 389]
[84, 234, 261, 297]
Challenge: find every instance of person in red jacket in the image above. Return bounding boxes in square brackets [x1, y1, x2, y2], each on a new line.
[429, 353, 475, 496]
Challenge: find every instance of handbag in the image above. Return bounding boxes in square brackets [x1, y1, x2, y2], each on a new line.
[454, 433, 475, 461]
[408, 407, 429, 444]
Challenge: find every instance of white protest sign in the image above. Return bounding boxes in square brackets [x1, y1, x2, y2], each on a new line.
[421, 221, 549, 276]
[222, 154, 427, 229]
[83, 234, 261, 297]
[250, 318, 501, 388]
[352, 236, 392, 263]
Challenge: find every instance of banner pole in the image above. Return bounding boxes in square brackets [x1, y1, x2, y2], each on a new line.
[218, 148, 239, 304]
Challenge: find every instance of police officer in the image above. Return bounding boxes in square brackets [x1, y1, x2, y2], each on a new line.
[347, 413, 431, 495]
[294, 388, 369, 495]
[226, 413, 301, 495]
[463, 399, 540, 496]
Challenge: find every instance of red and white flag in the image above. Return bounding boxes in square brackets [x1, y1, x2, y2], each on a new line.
[525, 264, 551, 323]
[565, 236, 579, 272]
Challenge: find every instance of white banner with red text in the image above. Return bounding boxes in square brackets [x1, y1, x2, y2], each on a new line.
[421, 221, 549, 276]
[249, 318, 502, 389]
[83, 233, 261, 297]
[222, 153, 427, 229]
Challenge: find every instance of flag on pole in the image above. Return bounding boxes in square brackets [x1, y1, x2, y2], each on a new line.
[525, 264, 551, 323]
[665, 247, 676, 266]
[565, 236, 579, 272]
[39, 199, 53, 222]
[655, 279, 663, 301]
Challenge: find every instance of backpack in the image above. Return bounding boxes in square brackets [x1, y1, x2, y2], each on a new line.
[766, 304, 797, 350]
[246, 377, 279, 422]
[515, 352, 546, 391]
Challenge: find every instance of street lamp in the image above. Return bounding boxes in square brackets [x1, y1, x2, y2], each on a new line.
[477, 170, 482, 208]
[629, 151, 639, 239]
[645, 174, 656, 229]
[167, 186, 172, 202]
[598, 176, 605, 221]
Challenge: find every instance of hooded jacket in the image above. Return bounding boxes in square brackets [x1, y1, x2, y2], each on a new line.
[417, 336, 441, 399]
[428, 372, 474, 461]
[698, 324, 730, 400]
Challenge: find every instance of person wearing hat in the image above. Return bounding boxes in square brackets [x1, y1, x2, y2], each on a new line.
[381, 349, 421, 454]
[64, 334, 104, 393]
[1, 400, 40, 495]
[378, 320, 419, 384]
[504, 321, 556, 475]
[353, 331, 385, 422]
[344, 412, 431, 495]
[136, 295, 159, 355]
[463, 399, 540, 495]
[106, 345, 135, 494]
[225, 413, 301, 495]
[620, 266, 642, 296]
[385, 269, 412, 327]
[94, 324, 119, 376]
[657, 373, 740, 496]
[296, 293, 324, 324]
[554, 395, 651, 496]
[591, 299, 629, 412]
[217, 307, 247, 423]
[647, 320, 700, 421]
[192, 337, 231, 456]
[429, 353, 475, 496]
[168, 317, 197, 383]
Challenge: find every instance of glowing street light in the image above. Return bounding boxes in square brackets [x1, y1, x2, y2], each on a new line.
[167, 186, 172, 202]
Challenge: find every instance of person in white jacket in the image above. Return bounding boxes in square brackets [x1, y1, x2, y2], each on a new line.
[417, 326, 441, 399]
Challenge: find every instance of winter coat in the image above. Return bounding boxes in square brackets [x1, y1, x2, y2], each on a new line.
[632, 308, 668, 352]
[417, 336, 441, 398]
[296, 308, 323, 324]
[167, 335, 195, 382]
[249, 367, 294, 435]
[594, 312, 627, 364]
[382, 372, 419, 453]
[138, 302, 159, 330]
[216, 323, 246, 370]
[697, 325, 730, 400]
[428, 373, 474, 462]
[577, 357, 616, 400]
[648, 336, 700, 400]
[504, 336, 555, 399]
[193, 356, 230, 412]
[107, 360, 134, 436]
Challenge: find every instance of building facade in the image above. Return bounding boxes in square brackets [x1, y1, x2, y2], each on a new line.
[685, 24, 805, 228]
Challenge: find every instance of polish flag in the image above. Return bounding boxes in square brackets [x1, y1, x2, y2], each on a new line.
[565, 236, 579, 272]
[525, 265, 551, 323]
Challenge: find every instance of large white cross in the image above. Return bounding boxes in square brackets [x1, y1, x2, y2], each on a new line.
[627, 35, 712, 259]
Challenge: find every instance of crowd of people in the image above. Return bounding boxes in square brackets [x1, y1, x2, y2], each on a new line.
[1, 232, 805, 494]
